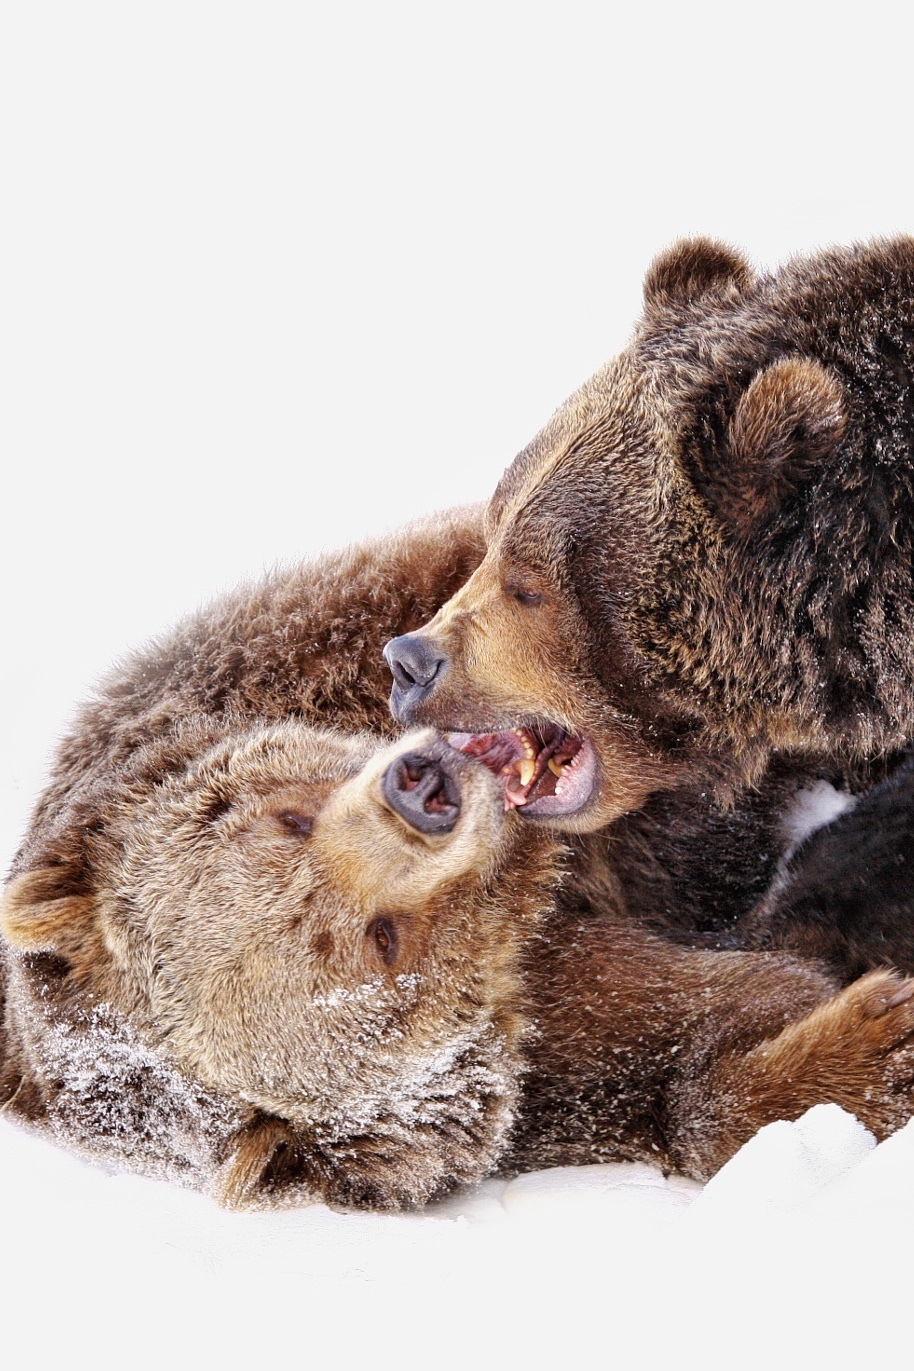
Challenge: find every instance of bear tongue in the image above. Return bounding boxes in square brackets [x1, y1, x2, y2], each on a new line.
[447, 728, 567, 811]
[502, 761, 560, 811]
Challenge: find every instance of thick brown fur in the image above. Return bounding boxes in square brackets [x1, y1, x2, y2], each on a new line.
[509, 919, 914, 1180]
[6, 507, 914, 1207]
[389, 238, 914, 830]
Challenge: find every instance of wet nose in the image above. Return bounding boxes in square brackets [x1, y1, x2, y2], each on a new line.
[383, 634, 447, 722]
[381, 752, 461, 835]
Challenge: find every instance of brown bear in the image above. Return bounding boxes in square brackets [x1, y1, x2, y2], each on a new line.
[5, 508, 914, 1209]
[2, 715, 558, 1209]
[384, 237, 914, 834]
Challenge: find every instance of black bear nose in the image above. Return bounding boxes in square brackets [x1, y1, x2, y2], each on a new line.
[383, 635, 447, 722]
[381, 752, 461, 835]
[384, 634, 445, 689]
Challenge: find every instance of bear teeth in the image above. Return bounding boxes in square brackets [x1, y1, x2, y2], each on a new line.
[553, 744, 585, 796]
[510, 727, 536, 758]
[517, 758, 536, 788]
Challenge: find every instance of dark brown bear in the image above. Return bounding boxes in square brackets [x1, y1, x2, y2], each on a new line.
[385, 237, 914, 836]
[6, 508, 914, 1209]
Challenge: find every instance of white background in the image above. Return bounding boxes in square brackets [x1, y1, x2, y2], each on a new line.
[2, 3, 913, 1366]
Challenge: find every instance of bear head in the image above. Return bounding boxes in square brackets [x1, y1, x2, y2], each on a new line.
[0, 717, 559, 1209]
[386, 236, 914, 829]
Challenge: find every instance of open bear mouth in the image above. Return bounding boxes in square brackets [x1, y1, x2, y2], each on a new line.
[446, 724, 597, 817]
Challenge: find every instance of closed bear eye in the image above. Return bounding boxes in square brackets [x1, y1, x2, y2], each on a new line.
[505, 582, 544, 608]
[367, 916, 399, 967]
[275, 810, 315, 838]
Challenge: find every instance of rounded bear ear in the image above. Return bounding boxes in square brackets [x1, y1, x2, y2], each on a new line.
[1, 867, 96, 953]
[715, 356, 846, 530]
[216, 1115, 304, 1210]
[643, 237, 754, 313]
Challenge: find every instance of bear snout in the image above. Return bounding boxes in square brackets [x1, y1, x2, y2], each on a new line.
[381, 750, 461, 835]
[383, 634, 447, 723]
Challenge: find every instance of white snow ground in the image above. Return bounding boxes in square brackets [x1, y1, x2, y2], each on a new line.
[4, 5, 914, 1366]
[2, 1101, 913, 1367]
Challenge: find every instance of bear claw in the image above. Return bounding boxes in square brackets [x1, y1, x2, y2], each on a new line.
[882, 978, 914, 1011]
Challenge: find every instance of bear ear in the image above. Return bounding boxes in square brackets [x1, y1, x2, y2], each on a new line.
[216, 1115, 306, 1210]
[1, 867, 96, 954]
[714, 357, 846, 530]
[643, 237, 754, 313]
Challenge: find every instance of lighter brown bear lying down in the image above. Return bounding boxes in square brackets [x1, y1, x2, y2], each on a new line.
[6, 714, 914, 1209]
[3, 509, 914, 1209]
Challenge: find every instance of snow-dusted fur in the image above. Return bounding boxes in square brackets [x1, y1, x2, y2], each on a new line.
[2, 712, 557, 1210]
[2, 511, 558, 1208]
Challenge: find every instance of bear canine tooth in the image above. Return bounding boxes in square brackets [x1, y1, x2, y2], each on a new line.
[518, 758, 536, 788]
[548, 758, 564, 777]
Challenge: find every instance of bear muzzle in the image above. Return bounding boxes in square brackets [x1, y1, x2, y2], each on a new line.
[381, 747, 462, 835]
[384, 633, 448, 723]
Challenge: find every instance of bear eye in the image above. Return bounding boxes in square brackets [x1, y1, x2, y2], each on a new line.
[367, 916, 399, 967]
[275, 810, 314, 838]
[506, 583, 543, 608]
